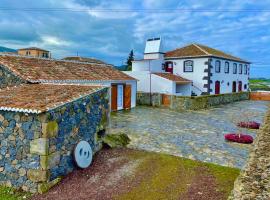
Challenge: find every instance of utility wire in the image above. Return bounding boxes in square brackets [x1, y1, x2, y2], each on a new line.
[0, 8, 269, 13]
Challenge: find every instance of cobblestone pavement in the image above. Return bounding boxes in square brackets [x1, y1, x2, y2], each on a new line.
[109, 101, 269, 169]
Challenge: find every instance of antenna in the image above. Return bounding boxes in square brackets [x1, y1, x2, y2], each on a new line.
[76, 51, 79, 57]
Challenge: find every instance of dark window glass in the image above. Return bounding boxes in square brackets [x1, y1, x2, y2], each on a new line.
[215, 60, 221, 73]
[244, 65, 248, 74]
[233, 63, 237, 74]
[184, 60, 193, 72]
[225, 62, 229, 73]
[239, 64, 243, 74]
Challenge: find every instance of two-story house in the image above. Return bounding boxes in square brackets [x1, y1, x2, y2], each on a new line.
[126, 38, 250, 96]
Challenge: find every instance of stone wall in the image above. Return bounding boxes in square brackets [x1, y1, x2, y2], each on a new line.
[0, 88, 109, 193]
[0, 65, 25, 89]
[229, 106, 270, 200]
[137, 92, 249, 110]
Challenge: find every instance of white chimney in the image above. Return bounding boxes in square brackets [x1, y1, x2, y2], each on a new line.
[144, 37, 164, 60]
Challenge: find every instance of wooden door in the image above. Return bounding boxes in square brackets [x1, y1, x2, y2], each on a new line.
[124, 85, 132, 109]
[215, 81, 220, 94]
[162, 94, 171, 106]
[232, 81, 236, 93]
[111, 85, 117, 111]
[238, 81, 242, 92]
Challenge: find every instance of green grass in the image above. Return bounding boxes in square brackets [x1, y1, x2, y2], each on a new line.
[115, 150, 240, 200]
[249, 79, 270, 91]
[0, 186, 31, 200]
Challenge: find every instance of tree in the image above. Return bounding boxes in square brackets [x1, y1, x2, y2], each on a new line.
[126, 50, 134, 71]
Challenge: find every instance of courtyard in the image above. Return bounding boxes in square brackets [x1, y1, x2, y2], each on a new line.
[109, 100, 268, 169]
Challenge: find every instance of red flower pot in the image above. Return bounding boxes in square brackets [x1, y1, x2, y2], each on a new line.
[225, 133, 253, 144]
[237, 121, 260, 129]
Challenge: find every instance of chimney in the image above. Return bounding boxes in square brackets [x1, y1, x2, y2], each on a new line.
[144, 37, 164, 60]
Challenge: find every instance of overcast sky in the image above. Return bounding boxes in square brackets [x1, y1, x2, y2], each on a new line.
[0, 0, 269, 78]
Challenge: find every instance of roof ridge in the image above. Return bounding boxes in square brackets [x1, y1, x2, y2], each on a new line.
[0, 53, 113, 67]
[192, 43, 211, 55]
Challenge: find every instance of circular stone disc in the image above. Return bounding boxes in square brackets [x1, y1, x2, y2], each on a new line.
[73, 141, 93, 169]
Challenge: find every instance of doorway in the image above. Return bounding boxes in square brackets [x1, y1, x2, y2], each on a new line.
[232, 81, 236, 93]
[215, 81, 220, 94]
[111, 84, 132, 111]
[238, 81, 242, 92]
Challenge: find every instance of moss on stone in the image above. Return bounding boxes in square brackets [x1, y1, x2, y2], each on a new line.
[46, 121, 59, 137]
[38, 177, 62, 194]
[102, 133, 131, 148]
[0, 185, 31, 200]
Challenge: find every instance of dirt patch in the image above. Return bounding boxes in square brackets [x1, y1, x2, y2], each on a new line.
[181, 166, 225, 200]
[31, 148, 239, 200]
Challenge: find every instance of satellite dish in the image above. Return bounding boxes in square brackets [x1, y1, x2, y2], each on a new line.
[73, 141, 93, 169]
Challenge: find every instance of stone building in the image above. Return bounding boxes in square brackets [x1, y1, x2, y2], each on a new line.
[0, 54, 137, 111]
[0, 84, 109, 193]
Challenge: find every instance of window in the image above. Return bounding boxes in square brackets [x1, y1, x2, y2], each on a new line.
[26, 51, 31, 56]
[233, 63, 237, 74]
[183, 60, 193, 72]
[244, 65, 248, 74]
[215, 60, 221, 73]
[225, 62, 230, 73]
[244, 84, 247, 89]
[239, 64, 243, 74]
[42, 52, 48, 58]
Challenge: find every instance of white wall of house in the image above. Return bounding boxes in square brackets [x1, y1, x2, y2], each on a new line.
[210, 58, 250, 94]
[151, 74, 174, 94]
[124, 71, 150, 93]
[132, 59, 164, 72]
[144, 53, 164, 60]
[174, 83, 192, 96]
[165, 57, 209, 95]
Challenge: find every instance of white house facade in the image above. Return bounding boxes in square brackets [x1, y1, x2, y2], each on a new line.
[125, 38, 250, 96]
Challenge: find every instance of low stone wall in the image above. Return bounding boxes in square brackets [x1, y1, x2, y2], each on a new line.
[229, 106, 270, 200]
[0, 88, 109, 193]
[137, 92, 249, 110]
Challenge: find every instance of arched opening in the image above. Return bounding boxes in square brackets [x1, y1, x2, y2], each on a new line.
[165, 61, 173, 73]
[238, 81, 242, 92]
[215, 81, 220, 95]
[232, 81, 237, 93]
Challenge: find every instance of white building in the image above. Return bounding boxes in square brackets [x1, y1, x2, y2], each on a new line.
[126, 38, 250, 96]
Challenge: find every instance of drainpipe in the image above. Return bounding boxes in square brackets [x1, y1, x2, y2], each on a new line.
[149, 60, 152, 106]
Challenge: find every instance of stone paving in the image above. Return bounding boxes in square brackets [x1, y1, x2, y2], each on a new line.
[109, 101, 269, 169]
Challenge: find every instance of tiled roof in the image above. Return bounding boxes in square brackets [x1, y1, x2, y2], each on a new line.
[153, 73, 191, 83]
[63, 56, 107, 64]
[18, 47, 49, 52]
[0, 55, 136, 82]
[0, 84, 105, 113]
[165, 43, 250, 63]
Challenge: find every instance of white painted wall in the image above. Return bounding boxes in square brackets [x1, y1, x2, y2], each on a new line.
[210, 58, 250, 94]
[166, 57, 209, 95]
[174, 83, 192, 96]
[132, 59, 163, 72]
[144, 53, 164, 60]
[151, 74, 174, 94]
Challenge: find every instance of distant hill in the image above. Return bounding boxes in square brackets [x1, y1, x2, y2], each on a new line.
[250, 78, 270, 91]
[0, 46, 16, 52]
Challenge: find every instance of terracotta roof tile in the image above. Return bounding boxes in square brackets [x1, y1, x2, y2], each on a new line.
[153, 73, 191, 83]
[165, 43, 250, 63]
[63, 56, 107, 64]
[0, 55, 136, 82]
[0, 84, 105, 113]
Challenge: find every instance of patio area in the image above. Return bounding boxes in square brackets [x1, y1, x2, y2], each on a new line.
[109, 101, 269, 168]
